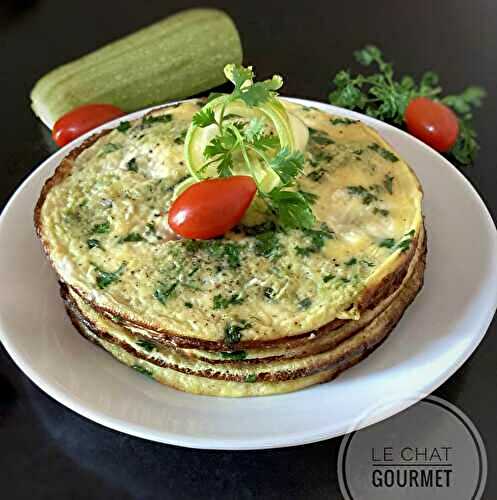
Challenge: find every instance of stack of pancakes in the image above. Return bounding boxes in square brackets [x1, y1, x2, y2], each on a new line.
[35, 100, 425, 397]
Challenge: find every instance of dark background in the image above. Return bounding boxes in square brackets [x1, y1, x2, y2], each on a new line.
[1, 1, 496, 499]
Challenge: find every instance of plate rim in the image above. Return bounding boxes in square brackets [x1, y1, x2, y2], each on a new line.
[1, 97, 496, 450]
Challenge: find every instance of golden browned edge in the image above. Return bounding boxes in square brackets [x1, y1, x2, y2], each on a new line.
[68, 317, 372, 396]
[34, 102, 422, 350]
[67, 226, 425, 366]
[61, 237, 426, 384]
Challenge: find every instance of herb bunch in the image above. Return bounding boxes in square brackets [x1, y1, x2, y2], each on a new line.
[329, 45, 485, 165]
[191, 65, 315, 229]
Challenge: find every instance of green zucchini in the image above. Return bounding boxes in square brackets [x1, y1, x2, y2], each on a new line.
[30, 8, 243, 128]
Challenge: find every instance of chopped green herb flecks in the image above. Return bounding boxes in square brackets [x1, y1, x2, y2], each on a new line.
[221, 351, 247, 360]
[184, 301, 193, 308]
[154, 281, 177, 304]
[209, 242, 241, 268]
[263, 287, 275, 299]
[245, 374, 257, 383]
[119, 232, 144, 243]
[117, 121, 131, 133]
[127, 158, 138, 172]
[309, 127, 335, 145]
[254, 231, 280, 258]
[94, 262, 126, 289]
[298, 297, 312, 310]
[137, 339, 155, 352]
[379, 238, 396, 249]
[132, 365, 154, 378]
[87, 238, 102, 250]
[345, 257, 357, 266]
[213, 294, 244, 309]
[397, 230, 415, 252]
[100, 143, 122, 156]
[347, 185, 378, 205]
[330, 117, 358, 125]
[307, 169, 326, 182]
[91, 221, 111, 234]
[224, 320, 250, 346]
[373, 207, 389, 217]
[397, 239, 412, 252]
[296, 224, 335, 256]
[309, 149, 333, 167]
[384, 174, 394, 194]
[323, 274, 335, 283]
[368, 143, 399, 162]
[142, 114, 173, 127]
[174, 129, 187, 145]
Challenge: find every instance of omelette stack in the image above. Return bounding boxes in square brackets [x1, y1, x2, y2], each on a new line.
[35, 100, 425, 397]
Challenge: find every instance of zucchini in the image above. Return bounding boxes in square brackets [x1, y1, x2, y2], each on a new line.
[30, 8, 243, 128]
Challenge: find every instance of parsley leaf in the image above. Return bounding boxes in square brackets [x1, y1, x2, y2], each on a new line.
[384, 174, 394, 194]
[225, 64, 283, 107]
[119, 232, 144, 243]
[224, 320, 250, 346]
[94, 262, 126, 289]
[127, 158, 138, 172]
[269, 147, 305, 185]
[330, 117, 358, 125]
[117, 121, 131, 133]
[368, 143, 399, 162]
[142, 114, 172, 127]
[347, 185, 378, 205]
[221, 351, 247, 360]
[379, 238, 396, 249]
[266, 188, 315, 229]
[213, 294, 244, 309]
[137, 340, 155, 352]
[254, 231, 280, 258]
[192, 108, 216, 128]
[100, 143, 121, 156]
[91, 221, 111, 234]
[87, 238, 102, 250]
[295, 224, 335, 256]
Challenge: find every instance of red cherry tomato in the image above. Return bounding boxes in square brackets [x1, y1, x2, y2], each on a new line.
[168, 176, 257, 239]
[404, 97, 459, 152]
[52, 104, 125, 147]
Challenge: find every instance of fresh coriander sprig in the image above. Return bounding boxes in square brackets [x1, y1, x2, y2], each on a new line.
[189, 65, 315, 229]
[328, 45, 485, 165]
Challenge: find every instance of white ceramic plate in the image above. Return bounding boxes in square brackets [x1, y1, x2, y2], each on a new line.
[1, 99, 496, 450]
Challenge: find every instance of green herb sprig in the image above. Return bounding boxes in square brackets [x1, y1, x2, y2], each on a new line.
[191, 65, 315, 229]
[329, 45, 485, 165]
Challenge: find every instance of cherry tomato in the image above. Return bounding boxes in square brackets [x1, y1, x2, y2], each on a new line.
[52, 104, 125, 147]
[404, 97, 459, 152]
[168, 176, 257, 239]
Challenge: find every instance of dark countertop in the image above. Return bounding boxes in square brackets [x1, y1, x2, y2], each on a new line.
[1, 1, 496, 498]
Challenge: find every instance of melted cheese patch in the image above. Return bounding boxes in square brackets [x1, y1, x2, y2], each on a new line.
[39, 100, 423, 343]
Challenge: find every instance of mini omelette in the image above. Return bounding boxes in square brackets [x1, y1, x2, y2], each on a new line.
[35, 99, 425, 396]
